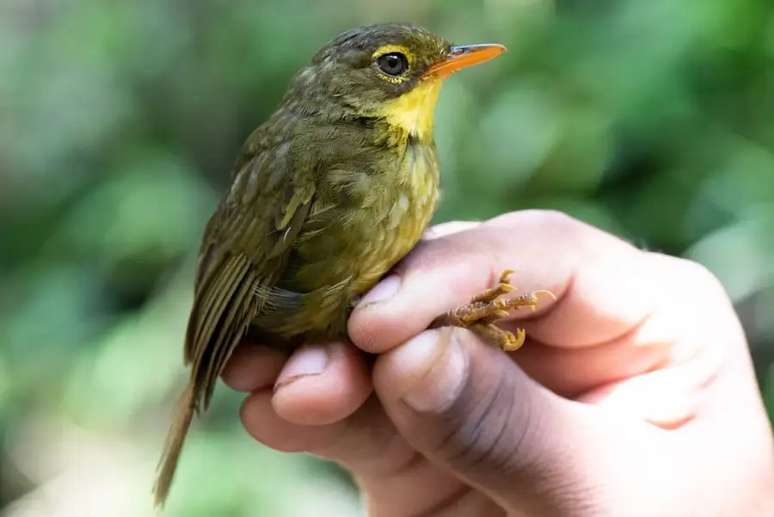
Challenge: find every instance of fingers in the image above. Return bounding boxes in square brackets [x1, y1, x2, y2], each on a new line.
[227, 341, 417, 475]
[510, 326, 671, 398]
[228, 340, 493, 515]
[241, 391, 482, 516]
[572, 253, 737, 426]
[226, 339, 505, 516]
[372, 327, 605, 514]
[240, 390, 349, 452]
[349, 210, 657, 355]
[224, 341, 372, 426]
[577, 357, 718, 428]
[242, 391, 412, 475]
[353, 211, 737, 403]
[240, 391, 397, 462]
[272, 342, 371, 425]
[221, 344, 287, 391]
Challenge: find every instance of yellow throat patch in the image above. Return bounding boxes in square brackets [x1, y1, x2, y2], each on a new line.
[379, 78, 442, 143]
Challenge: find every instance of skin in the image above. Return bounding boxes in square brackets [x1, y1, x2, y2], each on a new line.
[223, 210, 774, 516]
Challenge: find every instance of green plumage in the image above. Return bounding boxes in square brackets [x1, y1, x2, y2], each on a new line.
[154, 23, 448, 505]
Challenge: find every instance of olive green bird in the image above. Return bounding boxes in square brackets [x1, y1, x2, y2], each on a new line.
[154, 23, 545, 506]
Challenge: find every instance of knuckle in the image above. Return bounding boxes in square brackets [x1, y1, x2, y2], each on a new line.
[666, 255, 730, 301]
[531, 208, 578, 229]
[487, 209, 583, 236]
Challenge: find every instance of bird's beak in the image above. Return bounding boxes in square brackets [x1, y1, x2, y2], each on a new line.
[423, 43, 507, 80]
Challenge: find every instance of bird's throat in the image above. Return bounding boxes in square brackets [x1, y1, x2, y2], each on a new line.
[378, 78, 442, 143]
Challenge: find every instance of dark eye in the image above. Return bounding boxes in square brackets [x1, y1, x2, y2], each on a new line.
[376, 52, 408, 76]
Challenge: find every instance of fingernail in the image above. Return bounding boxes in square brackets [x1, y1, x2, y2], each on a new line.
[274, 343, 330, 390]
[359, 275, 401, 306]
[400, 330, 467, 413]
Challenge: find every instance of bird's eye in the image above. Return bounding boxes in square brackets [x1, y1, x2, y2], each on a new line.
[376, 52, 408, 76]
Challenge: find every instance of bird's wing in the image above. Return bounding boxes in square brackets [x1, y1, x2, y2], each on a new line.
[154, 128, 318, 505]
[185, 133, 316, 412]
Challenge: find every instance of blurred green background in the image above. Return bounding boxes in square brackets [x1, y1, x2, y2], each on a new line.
[2, 0, 773, 515]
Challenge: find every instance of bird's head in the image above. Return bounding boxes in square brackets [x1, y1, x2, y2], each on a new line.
[285, 23, 505, 143]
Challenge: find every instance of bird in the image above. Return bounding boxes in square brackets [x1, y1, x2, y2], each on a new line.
[154, 22, 545, 506]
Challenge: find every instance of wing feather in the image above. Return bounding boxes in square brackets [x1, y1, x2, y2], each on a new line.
[187, 179, 315, 410]
[155, 124, 316, 506]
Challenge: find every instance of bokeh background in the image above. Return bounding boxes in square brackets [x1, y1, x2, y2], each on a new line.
[2, 0, 773, 515]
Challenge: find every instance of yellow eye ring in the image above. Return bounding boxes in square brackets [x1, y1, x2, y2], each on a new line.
[372, 44, 413, 83]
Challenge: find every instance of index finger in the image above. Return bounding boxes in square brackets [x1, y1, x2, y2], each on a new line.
[348, 210, 657, 354]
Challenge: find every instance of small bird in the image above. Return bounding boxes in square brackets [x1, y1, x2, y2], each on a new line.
[154, 23, 544, 506]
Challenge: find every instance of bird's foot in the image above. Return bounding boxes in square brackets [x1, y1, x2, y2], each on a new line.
[443, 270, 555, 352]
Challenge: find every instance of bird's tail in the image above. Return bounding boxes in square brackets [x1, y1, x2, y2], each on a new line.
[153, 382, 196, 507]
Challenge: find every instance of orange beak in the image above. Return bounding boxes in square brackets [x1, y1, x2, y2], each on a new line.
[423, 43, 507, 79]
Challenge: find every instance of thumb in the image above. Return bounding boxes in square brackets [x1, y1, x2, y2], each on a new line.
[372, 328, 611, 515]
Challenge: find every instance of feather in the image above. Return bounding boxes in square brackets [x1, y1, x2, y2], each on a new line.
[153, 383, 195, 508]
[154, 136, 318, 505]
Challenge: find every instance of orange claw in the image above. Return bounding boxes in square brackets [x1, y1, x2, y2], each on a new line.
[503, 328, 526, 352]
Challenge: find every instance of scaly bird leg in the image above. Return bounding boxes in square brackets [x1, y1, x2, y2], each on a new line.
[442, 270, 555, 352]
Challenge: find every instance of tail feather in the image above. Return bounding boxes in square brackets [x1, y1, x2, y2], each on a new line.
[154, 254, 258, 506]
[153, 383, 196, 508]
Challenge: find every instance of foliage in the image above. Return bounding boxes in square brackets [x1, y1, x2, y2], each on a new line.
[2, 0, 773, 515]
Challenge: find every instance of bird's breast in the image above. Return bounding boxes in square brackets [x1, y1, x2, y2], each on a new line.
[349, 138, 440, 293]
[277, 137, 440, 336]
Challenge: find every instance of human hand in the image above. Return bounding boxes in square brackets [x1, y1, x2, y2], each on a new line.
[223, 211, 774, 516]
